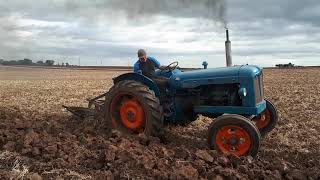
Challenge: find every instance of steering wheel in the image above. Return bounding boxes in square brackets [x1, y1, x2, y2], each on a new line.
[160, 61, 179, 73]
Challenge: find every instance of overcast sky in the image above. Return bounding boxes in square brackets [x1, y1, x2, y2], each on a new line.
[0, 0, 319, 67]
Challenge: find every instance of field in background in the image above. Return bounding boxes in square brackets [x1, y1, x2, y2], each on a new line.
[0, 66, 319, 179]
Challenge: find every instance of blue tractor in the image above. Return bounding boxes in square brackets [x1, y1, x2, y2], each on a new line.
[65, 62, 278, 157]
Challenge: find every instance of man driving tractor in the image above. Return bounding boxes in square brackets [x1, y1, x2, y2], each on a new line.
[133, 49, 169, 96]
[133, 49, 160, 76]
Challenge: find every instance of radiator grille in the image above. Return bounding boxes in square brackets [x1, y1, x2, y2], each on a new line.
[254, 74, 264, 103]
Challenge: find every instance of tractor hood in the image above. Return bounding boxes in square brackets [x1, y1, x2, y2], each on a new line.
[171, 65, 262, 89]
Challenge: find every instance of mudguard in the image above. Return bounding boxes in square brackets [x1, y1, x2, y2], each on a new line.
[113, 73, 161, 97]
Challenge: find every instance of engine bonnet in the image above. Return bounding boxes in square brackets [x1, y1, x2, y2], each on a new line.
[171, 65, 262, 89]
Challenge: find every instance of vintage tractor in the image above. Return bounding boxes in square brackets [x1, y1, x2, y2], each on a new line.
[64, 62, 278, 157]
[65, 30, 278, 157]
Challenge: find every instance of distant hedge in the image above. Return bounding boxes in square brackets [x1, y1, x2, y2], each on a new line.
[0, 59, 55, 66]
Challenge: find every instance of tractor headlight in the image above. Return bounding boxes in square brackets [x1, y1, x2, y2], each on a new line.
[238, 88, 247, 97]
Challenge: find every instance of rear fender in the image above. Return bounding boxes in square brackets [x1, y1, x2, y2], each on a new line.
[113, 73, 161, 97]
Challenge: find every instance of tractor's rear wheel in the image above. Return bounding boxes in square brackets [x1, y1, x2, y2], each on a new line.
[104, 80, 163, 137]
[208, 114, 261, 157]
[253, 99, 278, 137]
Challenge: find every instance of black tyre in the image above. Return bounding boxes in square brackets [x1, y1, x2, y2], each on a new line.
[208, 114, 261, 157]
[253, 99, 278, 137]
[104, 80, 163, 137]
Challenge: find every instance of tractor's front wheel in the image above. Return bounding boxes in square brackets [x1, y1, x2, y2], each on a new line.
[104, 80, 163, 137]
[252, 99, 278, 137]
[208, 114, 261, 157]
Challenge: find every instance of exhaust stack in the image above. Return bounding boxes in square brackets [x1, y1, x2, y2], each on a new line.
[225, 29, 232, 67]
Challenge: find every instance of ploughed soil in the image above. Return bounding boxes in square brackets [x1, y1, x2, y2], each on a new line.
[0, 66, 319, 179]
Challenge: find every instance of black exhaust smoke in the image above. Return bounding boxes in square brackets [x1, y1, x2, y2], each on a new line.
[62, 0, 228, 26]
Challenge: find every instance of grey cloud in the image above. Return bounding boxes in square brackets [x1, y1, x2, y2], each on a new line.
[229, 0, 320, 26]
[0, 0, 319, 67]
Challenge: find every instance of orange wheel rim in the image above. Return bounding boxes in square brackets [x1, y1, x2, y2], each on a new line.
[215, 125, 251, 156]
[254, 109, 271, 129]
[119, 99, 145, 130]
[110, 93, 145, 132]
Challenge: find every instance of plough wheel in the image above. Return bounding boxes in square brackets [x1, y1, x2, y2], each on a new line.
[105, 80, 163, 137]
[208, 114, 261, 157]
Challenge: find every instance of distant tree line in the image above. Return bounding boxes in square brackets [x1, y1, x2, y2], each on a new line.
[275, 63, 295, 68]
[0, 59, 55, 66]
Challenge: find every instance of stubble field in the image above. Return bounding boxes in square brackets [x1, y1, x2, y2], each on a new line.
[0, 66, 319, 179]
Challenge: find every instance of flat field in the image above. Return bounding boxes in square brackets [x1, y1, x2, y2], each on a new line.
[0, 66, 319, 179]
